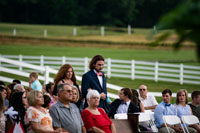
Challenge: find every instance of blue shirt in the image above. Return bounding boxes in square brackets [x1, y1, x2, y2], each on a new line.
[176, 104, 192, 119]
[116, 100, 131, 114]
[154, 101, 177, 128]
[31, 80, 42, 92]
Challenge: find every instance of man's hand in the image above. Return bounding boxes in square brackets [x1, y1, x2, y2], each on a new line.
[171, 126, 184, 133]
[100, 93, 106, 100]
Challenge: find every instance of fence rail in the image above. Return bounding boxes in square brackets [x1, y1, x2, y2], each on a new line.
[1, 54, 200, 85]
[0, 56, 122, 99]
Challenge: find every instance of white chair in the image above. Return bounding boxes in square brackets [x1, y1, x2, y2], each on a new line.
[114, 113, 127, 119]
[163, 115, 186, 133]
[139, 113, 158, 132]
[181, 115, 200, 133]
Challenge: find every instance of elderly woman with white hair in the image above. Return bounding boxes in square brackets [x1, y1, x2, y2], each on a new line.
[14, 84, 25, 92]
[81, 90, 116, 133]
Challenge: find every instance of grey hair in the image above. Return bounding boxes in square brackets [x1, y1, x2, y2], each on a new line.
[57, 83, 72, 92]
[14, 84, 25, 91]
[86, 89, 100, 100]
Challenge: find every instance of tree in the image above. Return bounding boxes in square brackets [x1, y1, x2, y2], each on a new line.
[154, 0, 200, 61]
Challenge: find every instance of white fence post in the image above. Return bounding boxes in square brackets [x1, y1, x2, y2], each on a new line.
[131, 60, 135, 80]
[13, 29, 16, 36]
[107, 58, 111, 78]
[0, 54, 1, 69]
[44, 66, 49, 85]
[128, 25, 131, 35]
[73, 28, 77, 36]
[101, 26, 104, 36]
[153, 25, 157, 33]
[155, 62, 158, 82]
[40, 55, 44, 73]
[19, 54, 22, 71]
[62, 56, 66, 65]
[84, 57, 88, 73]
[44, 29, 47, 38]
[180, 64, 183, 85]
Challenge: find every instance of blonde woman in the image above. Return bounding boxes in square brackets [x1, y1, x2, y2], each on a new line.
[27, 90, 60, 133]
[176, 89, 198, 132]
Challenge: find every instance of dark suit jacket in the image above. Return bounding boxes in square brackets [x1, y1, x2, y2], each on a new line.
[81, 70, 109, 113]
[109, 99, 139, 118]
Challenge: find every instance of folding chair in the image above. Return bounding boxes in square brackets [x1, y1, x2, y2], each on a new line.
[181, 115, 200, 133]
[114, 113, 128, 119]
[139, 113, 158, 132]
[163, 115, 186, 133]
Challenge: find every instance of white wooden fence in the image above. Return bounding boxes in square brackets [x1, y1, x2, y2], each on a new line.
[1, 54, 200, 85]
[0, 56, 121, 99]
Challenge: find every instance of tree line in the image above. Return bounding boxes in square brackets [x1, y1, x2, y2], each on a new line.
[0, 0, 184, 27]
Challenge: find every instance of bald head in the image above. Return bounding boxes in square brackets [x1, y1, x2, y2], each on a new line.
[139, 85, 148, 98]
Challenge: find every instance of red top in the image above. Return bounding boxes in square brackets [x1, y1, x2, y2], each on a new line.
[81, 108, 112, 133]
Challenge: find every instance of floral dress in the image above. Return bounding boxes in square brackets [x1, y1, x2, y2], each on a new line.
[27, 106, 54, 132]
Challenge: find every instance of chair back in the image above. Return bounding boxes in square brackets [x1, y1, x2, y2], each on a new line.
[163, 115, 182, 125]
[163, 115, 186, 133]
[114, 113, 128, 119]
[139, 113, 151, 122]
[182, 115, 200, 125]
[139, 113, 158, 132]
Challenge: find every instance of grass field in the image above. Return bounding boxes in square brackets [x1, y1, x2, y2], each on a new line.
[0, 23, 199, 103]
[0, 23, 195, 46]
[0, 43, 199, 65]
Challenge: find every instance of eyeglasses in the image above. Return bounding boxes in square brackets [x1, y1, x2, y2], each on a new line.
[63, 89, 73, 93]
[139, 89, 146, 91]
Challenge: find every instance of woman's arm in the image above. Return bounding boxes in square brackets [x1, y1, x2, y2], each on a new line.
[87, 126, 105, 133]
[30, 121, 60, 133]
[111, 123, 116, 133]
[140, 102, 145, 112]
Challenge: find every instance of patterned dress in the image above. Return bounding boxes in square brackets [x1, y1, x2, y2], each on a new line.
[27, 106, 53, 132]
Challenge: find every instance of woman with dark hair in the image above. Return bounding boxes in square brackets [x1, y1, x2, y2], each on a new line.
[53, 64, 83, 110]
[45, 82, 57, 105]
[53, 64, 80, 95]
[131, 89, 144, 112]
[6, 91, 28, 132]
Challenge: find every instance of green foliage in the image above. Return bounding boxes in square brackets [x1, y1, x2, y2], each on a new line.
[155, 0, 200, 61]
[0, 0, 183, 27]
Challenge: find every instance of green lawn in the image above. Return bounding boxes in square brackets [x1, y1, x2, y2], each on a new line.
[0, 43, 199, 66]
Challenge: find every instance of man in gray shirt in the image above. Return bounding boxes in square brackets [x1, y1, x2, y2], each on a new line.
[49, 83, 86, 133]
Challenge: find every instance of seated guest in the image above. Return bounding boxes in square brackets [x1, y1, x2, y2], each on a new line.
[71, 85, 84, 112]
[109, 88, 138, 118]
[81, 90, 116, 133]
[49, 83, 86, 133]
[27, 90, 59, 133]
[6, 91, 28, 132]
[131, 89, 144, 112]
[0, 93, 5, 132]
[139, 85, 158, 110]
[42, 94, 51, 110]
[0, 86, 9, 111]
[154, 89, 183, 133]
[13, 84, 25, 92]
[12, 79, 21, 84]
[189, 90, 200, 121]
[175, 89, 197, 132]
[45, 82, 57, 105]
